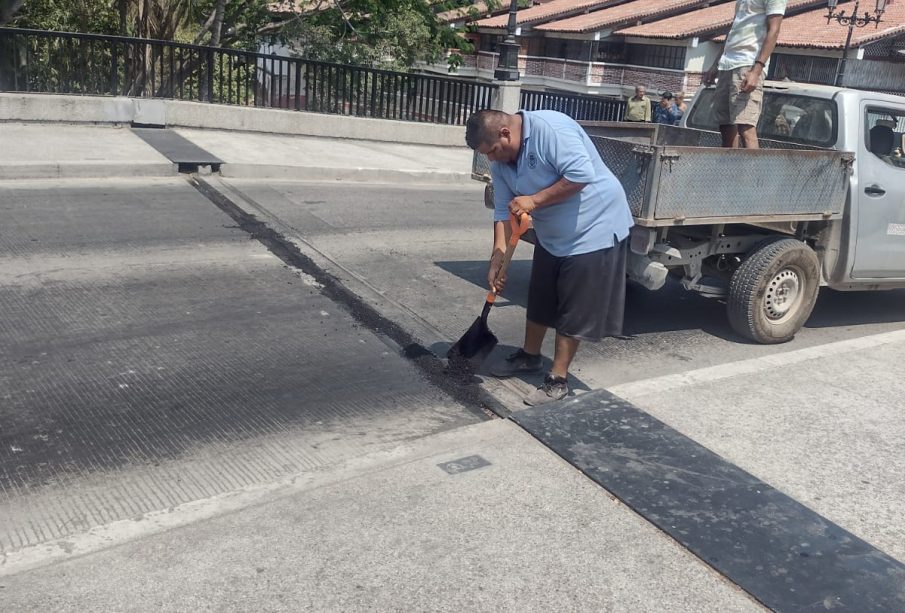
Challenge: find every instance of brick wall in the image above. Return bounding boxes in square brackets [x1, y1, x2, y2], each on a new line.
[683, 72, 703, 95]
[621, 67, 684, 93]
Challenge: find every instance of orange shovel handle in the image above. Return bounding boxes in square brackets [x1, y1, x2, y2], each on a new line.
[486, 212, 531, 303]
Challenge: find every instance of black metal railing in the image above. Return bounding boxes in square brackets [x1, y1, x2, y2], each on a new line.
[520, 89, 626, 122]
[0, 28, 497, 125]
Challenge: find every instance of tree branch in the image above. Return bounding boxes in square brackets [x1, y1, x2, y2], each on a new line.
[192, 10, 218, 45]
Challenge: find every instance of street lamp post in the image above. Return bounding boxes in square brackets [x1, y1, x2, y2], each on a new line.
[827, 0, 888, 86]
[494, 0, 521, 81]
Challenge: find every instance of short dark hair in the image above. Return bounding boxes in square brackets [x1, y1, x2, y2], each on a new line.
[661, 91, 674, 100]
[465, 109, 508, 150]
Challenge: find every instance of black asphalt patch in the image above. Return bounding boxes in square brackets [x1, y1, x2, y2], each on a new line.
[132, 128, 222, 172]
[512, 390, 905, 612]
[188, 175, 508, 419]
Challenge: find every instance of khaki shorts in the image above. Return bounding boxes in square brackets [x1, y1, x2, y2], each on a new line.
[714, 66, 764, 127]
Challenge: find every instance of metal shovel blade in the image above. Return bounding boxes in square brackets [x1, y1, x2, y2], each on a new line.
[447, 301, 498, 369]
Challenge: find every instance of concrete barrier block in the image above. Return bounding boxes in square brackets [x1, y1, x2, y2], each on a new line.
[133, 99, 167, 127]
[0, 93, 134, 124]
[0, 93, 467, 147]
[163, 100, 466, 148]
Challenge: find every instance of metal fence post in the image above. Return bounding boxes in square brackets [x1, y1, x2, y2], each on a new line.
[206, 47, 215, 102]
[294, 60, 302, 111]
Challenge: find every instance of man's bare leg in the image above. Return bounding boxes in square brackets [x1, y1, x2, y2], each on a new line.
[720, 124, 739, 148]
[738, 124, 760, 149]
[523, 319, 547, 355]
[551, 333, 579, 379]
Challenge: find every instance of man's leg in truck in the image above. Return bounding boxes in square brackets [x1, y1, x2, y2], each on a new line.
[720, 124, 740, 148]
[738, 124, 760, 149]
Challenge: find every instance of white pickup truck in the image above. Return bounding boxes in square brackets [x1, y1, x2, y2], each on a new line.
[472, 82, 905, 344]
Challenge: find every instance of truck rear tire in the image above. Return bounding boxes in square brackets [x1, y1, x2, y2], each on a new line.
[727, 237, 820, 344]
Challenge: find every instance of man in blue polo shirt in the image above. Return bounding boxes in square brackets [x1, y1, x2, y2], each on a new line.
[465, 109, 633, 405]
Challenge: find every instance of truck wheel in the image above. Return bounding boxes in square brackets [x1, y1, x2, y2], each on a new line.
[727, 238, 820, 344]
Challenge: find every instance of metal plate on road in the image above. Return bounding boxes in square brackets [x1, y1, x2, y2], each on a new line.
[437, 455, 491, 475]
[512, 390, 905, 612]
[132, 128, 223, 166]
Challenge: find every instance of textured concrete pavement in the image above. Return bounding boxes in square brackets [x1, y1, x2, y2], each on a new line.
[0, 177, 484, 563]
[3, 147, 905, 611]
[0, 420, 762, 613]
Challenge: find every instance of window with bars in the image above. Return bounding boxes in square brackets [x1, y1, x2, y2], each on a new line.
[479, 35, 503, 53]
[595, 41, 628, 63]
[625, 44, 686, 70]
[543, 39, 592, 61]
[768, 54, 838, 85]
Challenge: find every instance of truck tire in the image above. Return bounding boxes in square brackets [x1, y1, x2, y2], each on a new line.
[727, 237, 820, 344]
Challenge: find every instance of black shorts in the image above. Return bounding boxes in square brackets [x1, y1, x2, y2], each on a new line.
[526, 240, 628, 342]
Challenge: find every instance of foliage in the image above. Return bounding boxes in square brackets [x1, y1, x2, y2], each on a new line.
[4, 0, 478, 70]
[283, 0, 472, 71]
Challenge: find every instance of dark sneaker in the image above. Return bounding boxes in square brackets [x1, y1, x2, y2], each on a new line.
[524, 373, 569, 406]
[489, 349, 543, 378]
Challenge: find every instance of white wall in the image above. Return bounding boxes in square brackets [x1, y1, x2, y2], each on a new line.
[685, 39, 721, 72]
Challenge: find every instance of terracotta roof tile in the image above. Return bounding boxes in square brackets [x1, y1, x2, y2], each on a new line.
[535, 0, 714, 33]
[437, 1, 493, 23]
[616, 0, 822, 39]
[476, 0, 622, 29]
[775, 1, 905, 49]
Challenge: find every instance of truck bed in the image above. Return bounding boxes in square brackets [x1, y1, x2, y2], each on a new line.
[472, 122, 854, 228]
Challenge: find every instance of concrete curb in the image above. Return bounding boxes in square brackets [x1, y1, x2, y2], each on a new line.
[1, 93, 467, 148]
[0, 162, 178, 181]
[0, 162, 471, 184]
[218, 164, 472, 185]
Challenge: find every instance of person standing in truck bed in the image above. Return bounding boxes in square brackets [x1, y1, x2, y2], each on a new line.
[703, 0, 787, 149]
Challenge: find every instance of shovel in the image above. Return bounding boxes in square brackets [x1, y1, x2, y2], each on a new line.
[447, 212, 531, 369]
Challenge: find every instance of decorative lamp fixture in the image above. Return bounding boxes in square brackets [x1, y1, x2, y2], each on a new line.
[827, 0, 889, 86]
[826, 0, 887, 27]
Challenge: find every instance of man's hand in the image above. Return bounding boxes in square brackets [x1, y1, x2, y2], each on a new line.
[509, 195, 537, 217]
[487, 250, 506, 294]
[739, 65, 762, 94]
[702, 67, 718, 86]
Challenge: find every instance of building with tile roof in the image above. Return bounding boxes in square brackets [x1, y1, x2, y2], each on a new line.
[474, 0, 624, 29]
[424, 0, 905, 102]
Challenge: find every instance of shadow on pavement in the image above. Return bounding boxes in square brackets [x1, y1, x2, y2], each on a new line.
[437, 260, 905, 341]
[435, 259, 743, 343]
[806, 288, 905, 329]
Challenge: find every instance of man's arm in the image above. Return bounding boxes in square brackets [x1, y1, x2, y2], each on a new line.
[703, 42, 726, 85]
[508, 178, 587, 217]
[488, 219, 510, 293]
[741, 14, 783, 93]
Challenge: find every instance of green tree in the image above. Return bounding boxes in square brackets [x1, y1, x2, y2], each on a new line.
[4, 0, 475, 69]
[283, 0, 473, 70]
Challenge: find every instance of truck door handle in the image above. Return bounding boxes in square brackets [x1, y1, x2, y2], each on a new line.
[864, 185, 886, 196]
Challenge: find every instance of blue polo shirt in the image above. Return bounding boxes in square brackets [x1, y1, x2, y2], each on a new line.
[491, 110, 633, 257]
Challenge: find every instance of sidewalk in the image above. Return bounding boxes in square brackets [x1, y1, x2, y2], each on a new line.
[4, 328, 905, 611]
[0, 122, 473, 184]
[0, 419, 760, 612]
